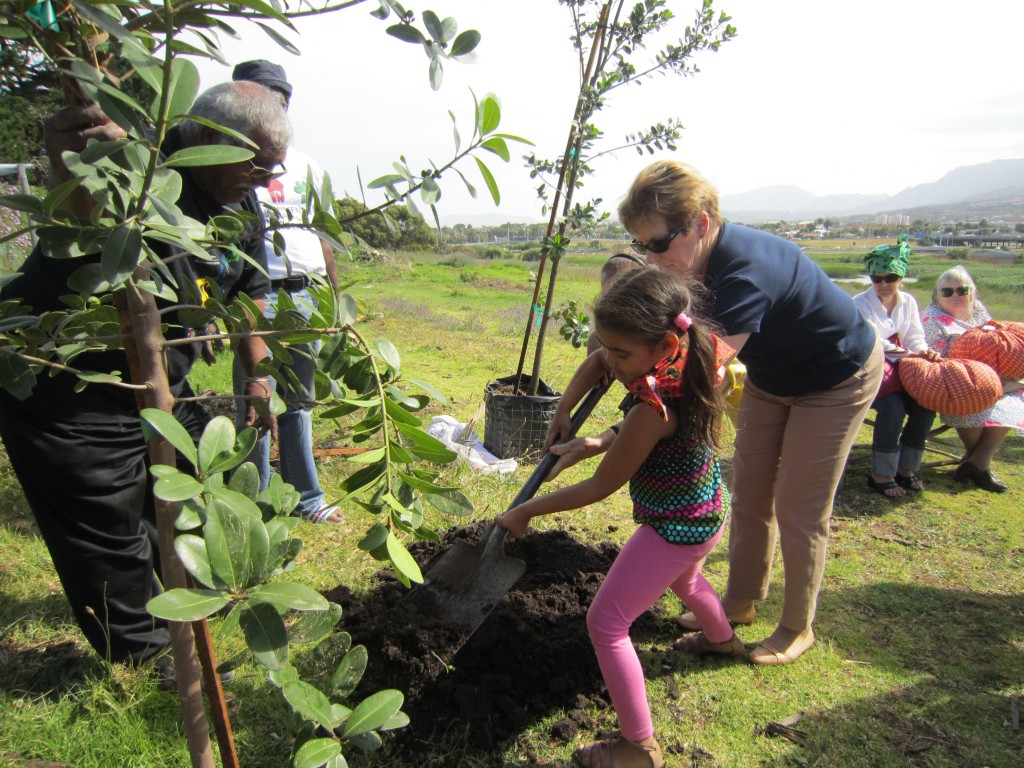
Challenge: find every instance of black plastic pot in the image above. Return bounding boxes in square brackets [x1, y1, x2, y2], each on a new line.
[483, 375, 562, 460]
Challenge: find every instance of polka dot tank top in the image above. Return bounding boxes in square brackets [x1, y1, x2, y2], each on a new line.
[626, 396, 729, 545]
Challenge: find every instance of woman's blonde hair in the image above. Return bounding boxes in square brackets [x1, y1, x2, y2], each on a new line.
[618, 160, 722, 235]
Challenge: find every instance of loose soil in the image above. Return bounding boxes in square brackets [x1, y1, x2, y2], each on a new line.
[323, 523, 671, 760]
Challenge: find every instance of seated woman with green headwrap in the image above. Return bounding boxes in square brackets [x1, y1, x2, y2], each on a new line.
[853, 236, 941, 498]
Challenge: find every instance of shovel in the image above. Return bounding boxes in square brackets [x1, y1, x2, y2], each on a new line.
[411, 381, 611, 639]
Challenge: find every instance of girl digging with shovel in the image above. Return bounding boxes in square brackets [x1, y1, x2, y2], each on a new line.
[497, 269, 739, 768]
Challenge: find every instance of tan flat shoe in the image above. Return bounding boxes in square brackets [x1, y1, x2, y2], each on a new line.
[748, 628, 815, 666]
[673, 631, 745, 656]
[576, 735, 665, 768]
[677, 603, 755, 632]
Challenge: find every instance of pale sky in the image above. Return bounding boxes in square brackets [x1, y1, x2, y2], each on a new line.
[193, 0, 1024, 222]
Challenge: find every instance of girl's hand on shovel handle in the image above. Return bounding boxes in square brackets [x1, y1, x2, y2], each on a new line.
[495, 505, 534, 540]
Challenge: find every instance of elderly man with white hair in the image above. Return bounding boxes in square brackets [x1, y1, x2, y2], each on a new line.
[0, 80, 290, 675]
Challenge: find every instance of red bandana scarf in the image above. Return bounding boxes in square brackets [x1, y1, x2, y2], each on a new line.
[627, 335, 736, 420]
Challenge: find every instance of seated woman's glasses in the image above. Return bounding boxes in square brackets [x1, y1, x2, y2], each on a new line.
[870, 274, 901, 284]
[939, 286, 971, 297]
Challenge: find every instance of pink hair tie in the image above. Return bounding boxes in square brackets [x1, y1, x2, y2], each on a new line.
[674, 312, 693, 332]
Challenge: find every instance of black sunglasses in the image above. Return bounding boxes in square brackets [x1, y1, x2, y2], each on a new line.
[631, 225, 684, 255]
[870, 274, 902, 284]
[247, 159, 287, 184]
[940, 286, 972, 297]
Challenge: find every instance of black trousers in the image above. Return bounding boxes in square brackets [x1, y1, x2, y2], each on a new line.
[0, 400, 208, 664]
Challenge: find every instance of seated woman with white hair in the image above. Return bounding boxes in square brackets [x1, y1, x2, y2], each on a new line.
[921, 265, 1024, 492]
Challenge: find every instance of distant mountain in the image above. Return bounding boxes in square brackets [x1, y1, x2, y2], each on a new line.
[721, 158, 1024, 223]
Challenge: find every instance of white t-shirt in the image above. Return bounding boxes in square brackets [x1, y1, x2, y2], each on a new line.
[256, 147, 328, 280]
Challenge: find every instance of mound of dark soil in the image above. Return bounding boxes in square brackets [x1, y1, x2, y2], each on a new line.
[323, 523, 668, 755]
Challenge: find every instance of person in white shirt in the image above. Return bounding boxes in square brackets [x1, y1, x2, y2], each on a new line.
[852, 236, 940, 498]
[232, 60, 343, 523]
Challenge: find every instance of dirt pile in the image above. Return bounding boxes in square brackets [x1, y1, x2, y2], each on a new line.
[324, 523, 667, 755]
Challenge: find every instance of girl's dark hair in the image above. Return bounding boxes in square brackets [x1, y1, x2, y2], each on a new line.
[594, 269, 725, 446]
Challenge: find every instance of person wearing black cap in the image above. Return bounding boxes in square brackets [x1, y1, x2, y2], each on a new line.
[0, 81, 288, 670]
[231, 59, 343, 524]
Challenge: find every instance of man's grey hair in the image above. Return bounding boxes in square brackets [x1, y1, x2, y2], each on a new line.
[180, 81, 292, 151]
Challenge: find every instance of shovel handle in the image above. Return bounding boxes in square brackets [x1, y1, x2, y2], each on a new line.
[507, 381, 612, 510]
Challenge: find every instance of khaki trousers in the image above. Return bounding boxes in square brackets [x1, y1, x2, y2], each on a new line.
[725, 338, 883, 630]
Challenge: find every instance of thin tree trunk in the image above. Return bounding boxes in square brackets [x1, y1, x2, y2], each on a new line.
[115, 286, 222, 768]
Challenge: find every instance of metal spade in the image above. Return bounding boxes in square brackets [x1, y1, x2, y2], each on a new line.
[411, 382, 610, 641]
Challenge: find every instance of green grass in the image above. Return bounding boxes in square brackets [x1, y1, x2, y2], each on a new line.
[1, 247, 1023, 767]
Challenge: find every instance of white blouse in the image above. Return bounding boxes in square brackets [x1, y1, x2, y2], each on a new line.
[852, 288, 928, 360]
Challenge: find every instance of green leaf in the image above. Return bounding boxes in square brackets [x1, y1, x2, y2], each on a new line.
[330, 645, 368, 696]
[386, 24, 426, 44]
[227, 462, 261, 498]
[0, 193, 42, 216]
[283, 678, 336, 731]
[481, 136, 511, 162]
[474, 157, 500, 205]
[288, 603, 343, 645]
[238, 601, 289, 670]
[385, 532, 423, 584]
[206, 495, 269, 591]
[383, 396, 422, 427]
[174, 534, 217, 589]
[249, 582, 329, 613]
[254, 20, 301, 55]
[478, 95, 501, 135]
[146, 588, 229, 621]
[450, 29, 481, 57]
[153, 468, 204, 502]
[347, 447, 386, 464]
[424, 489, 474, 517]
[405, 377, 448, 406]
[357, 523, 389, 553]
[342, 690, 405, 738]
[393, 422, 457, 464]
[140, 409, 198, 467]
[101, 223, 142, 285]
[0, 355, 37, 401]
[161, 145, 253, 168]
[294, 738, 341, 768]
[163, 57, 200, 120]
[197, 416, 245, 475]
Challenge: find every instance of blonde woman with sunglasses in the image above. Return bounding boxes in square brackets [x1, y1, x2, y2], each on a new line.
[544, 161, 884, 666]
[921, 266, 1024, 492]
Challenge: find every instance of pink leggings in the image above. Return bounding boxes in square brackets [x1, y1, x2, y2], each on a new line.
[587, 523, 729, 741]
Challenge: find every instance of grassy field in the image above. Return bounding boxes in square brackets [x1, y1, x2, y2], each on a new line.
[1, 244, 1022, 767]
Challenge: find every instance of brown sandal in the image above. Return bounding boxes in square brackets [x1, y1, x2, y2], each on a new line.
[673, 631, 745, 656]
[576, 735, 665, 768]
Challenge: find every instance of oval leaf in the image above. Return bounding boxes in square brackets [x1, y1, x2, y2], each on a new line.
[294, 738, 341, 768]
[161, 145, 253, 168]
[141, 408, 198, 467]
[238, 601, 289, 670]
[330, 645, 368, 696]
[153, 469, 205, 502]
[249, 582, 329, 613]
[342, 690, 405, 738]
[385, 533, 423, 585]
[147, 588, 229, 621]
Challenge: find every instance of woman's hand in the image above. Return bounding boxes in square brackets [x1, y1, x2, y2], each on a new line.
[908, 348, 941, 362]
[495, 506, 532, 539]
[542, 410, 572, 454]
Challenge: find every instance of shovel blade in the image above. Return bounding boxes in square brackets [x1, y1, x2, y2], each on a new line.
[413, 525, 526, 632]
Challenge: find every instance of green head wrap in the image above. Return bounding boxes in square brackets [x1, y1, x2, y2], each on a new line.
[864, 234, 911, 277]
